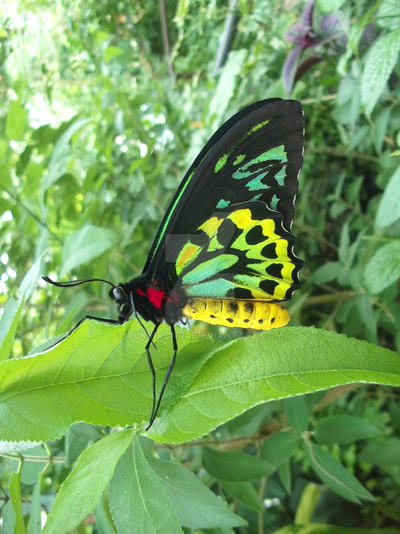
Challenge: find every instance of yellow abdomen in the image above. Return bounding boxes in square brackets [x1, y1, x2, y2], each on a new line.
[183, 298, 289, 330]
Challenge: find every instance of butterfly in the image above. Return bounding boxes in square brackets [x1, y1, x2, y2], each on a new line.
[44, 98, 304, 430]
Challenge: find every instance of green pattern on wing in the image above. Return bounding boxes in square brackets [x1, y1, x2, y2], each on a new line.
[176, 203, 302, 302]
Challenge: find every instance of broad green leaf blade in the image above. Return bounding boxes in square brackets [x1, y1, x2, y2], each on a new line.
[283, 396, 310, 432]
[375, 167, 400, 229]
[315, 415, 380, 445]
[0, 320, 214, 442]
[261, 430, 300, 466]
[150, 328, 400, 443]
[59, 224, 117, 276]
[42, 428, 133, 534]
[202, 447, 274, 482]
[361, 28, 400, 115]
[6, 100, 27, 141]
[109, 435, 182, 534]
[364, 241, 400, 294]
[9, 470, 25, 534]
[149, 456, 246, 528]
[42, 117, 91, 191]
[304, 442, 374, 503]
[1, 326, 400, 444]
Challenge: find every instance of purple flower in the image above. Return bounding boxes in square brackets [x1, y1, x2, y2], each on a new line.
[282, 0, 346, 95]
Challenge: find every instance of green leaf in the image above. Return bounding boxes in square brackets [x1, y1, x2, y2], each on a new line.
[308, 262, 340, 283]
[274, 525, 400, 534]
[60, 224, 117, 276]
[27, 479, 42, 534]
[375, 167, 400, 229]
[278, 460, 292, 494]
[0, 297, 22, 361]
[378, 0, 400, 30]
[202, 447, 275, 481]
[364, 241, 400, 294]
[221, 481, 262, 512]
[315, 415, 380, 445]
[294, 482, 321, 525]
[9, 469, 25, 534]
[149, 456, 246, 528]
[42, 428, 133, 534]
[42, 117, 91, 191]
[316, 0, 346, 13]
[93, 496, 116, 534]
[361, 29, 400, 115]
[360, 437, 400, 470]
[0, 321, 214, 441]
[109, 435, 182, 534]
[104, 45, 123, 62]
[65, 422, 103, 466]
[0, 254, 47, 360]
[1, 326, 400, 443]
[6, 100, 27, 141]
[19, 253, 45, 301]
[261, 430, 300, 466]
[208, 49, 247, 128]
[284, 396, 310, 433]
[304, 442, 374, 503]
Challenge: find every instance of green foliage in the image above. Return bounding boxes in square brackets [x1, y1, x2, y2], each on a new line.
[1, 0, 400, 532]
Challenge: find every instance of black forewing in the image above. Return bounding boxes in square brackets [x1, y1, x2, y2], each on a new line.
[143, 98, 304, 280]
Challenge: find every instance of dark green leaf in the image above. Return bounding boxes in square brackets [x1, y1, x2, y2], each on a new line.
[284, 396, 309, 433]
[304, 442, 374, 503]
[359, 437, 400, 469]
[202, 446, 274, 481]
[315, 415, 380, 445]
[149, 456, 246, 528]
[261, 430, 300, 466]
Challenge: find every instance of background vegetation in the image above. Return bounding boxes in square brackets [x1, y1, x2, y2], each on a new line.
[1, 0, 400, 532]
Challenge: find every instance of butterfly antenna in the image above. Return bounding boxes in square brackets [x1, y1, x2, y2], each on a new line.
[43, 276, 116, 289]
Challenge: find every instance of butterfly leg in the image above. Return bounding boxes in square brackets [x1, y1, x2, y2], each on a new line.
[145, 323, 160, 429]
[146, 324, 178, 430]
[44, 315, 121, 351]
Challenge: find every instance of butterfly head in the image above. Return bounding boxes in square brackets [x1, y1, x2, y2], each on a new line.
[110, 285, 135, 323]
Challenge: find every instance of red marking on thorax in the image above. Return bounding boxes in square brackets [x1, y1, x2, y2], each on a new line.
[147, 285, 165, 309]
[136, 288, 145, 297]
